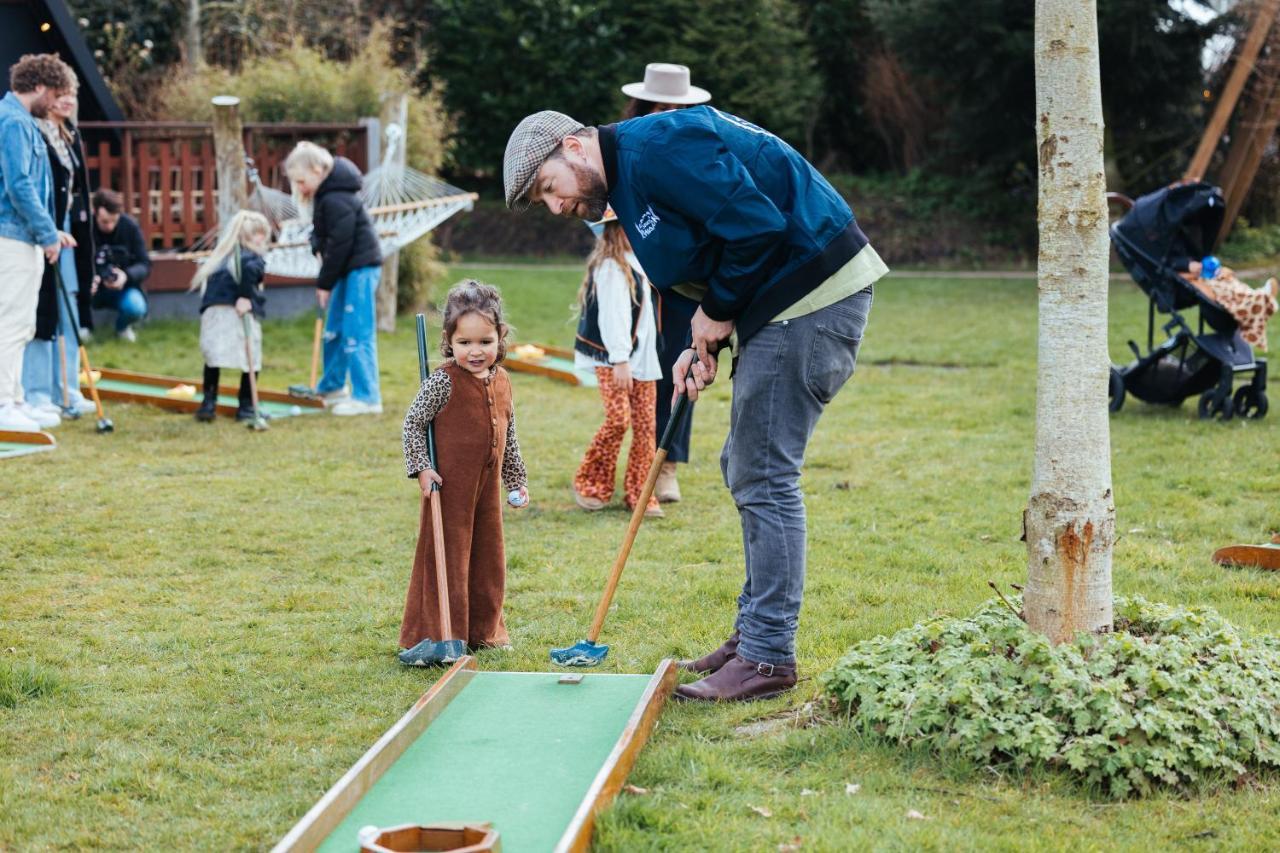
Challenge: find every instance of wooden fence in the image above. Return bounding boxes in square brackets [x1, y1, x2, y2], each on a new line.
[78, 122, 372, 252]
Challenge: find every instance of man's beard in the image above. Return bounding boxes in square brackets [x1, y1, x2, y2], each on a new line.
[566, 160, 608, 221]
[29, 98, 51, 119]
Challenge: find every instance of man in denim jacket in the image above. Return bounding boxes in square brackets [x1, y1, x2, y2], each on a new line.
[505, 108, 888, 702]
[0, 54, 77, 432]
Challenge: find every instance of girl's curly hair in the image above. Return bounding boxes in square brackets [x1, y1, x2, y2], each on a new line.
[440, 279, 511, 363]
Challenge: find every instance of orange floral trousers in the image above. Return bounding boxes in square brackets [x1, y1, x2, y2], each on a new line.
[574, 367, 659, 510]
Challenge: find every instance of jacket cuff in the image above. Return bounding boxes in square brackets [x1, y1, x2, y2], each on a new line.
[699, 293, 738, 323]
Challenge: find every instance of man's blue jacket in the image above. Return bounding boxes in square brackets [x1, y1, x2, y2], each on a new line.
[0, 92, 57, 248]
[600, 106, 868, 343]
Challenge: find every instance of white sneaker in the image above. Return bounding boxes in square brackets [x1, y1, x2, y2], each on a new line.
[318, 388, 351, 407]
[16, 401, 59, 429]
[65, 395, 97, 416]
[331, 400, 383, 416]
[118, 326, 137, 343]
[0, 402, 40, 432]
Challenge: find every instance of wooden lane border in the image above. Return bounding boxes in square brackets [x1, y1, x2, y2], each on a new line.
[0, 429, 56, 458]
[505, 342, 584, 387]
[83, 368, 326, 416]
[271, 657, 479, 853]
[555, 659, 678, 853]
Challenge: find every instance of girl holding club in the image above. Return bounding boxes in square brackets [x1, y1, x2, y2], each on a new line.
[399, 280, 529, 662]
[189, 210, 271, 422]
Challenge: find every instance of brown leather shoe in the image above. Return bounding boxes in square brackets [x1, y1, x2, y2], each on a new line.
[674, 654, 797, 702]
[678, 631, 740, 674]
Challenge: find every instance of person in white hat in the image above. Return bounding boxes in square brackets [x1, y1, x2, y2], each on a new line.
[619, 64, 714, 503]
[620, 62, 711, 119]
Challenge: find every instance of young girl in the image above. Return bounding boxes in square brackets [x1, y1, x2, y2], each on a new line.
[572, 209, 663, 518]
[284, 141, 383, 416]
[190, 211, 271, 422]
[399, 280, 529, 661]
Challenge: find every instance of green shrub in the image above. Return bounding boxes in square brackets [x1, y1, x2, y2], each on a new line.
[1220, 218, 1280, 266]
[0, 660, 62, 709]
[820, 596, 1280, 798]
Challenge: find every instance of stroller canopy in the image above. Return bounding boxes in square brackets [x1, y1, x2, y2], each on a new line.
[1111, 182, 1225, 312]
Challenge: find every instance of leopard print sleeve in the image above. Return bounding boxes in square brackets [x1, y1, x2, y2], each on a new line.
[402, 368, 452, 478]
[502, 406, 528, 492]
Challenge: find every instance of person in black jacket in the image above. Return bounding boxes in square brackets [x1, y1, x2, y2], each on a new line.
[22, 87, 95, 419]
[90, 188, 151, 342]
[285, 141, 383, 416]
[190, 211, 271, 422]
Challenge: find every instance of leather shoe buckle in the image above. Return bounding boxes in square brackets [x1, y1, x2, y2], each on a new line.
[756, 662, 775, 677]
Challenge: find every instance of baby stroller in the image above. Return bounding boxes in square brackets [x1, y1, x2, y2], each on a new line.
[1108, 181, 1268, 421]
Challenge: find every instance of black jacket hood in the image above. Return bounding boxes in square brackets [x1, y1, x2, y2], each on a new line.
[317, 157, 365, 197]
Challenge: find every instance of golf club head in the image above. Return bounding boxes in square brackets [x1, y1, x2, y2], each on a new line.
[247, 417, 269, 432]
[397, 638, 467, 667]
[96, 418, 114, 434]
[61, 408, 81, 421]
[287, 384, 317, 399]
[549, 639, 609, 668]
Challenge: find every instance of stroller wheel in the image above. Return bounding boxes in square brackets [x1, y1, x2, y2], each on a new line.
[1232, 386, 1269, 419]
[1198, 390, 1235, 421]
[1108, 367, 1125, 414]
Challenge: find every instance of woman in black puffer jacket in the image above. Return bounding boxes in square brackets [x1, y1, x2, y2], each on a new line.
[285, 141, 384, 416]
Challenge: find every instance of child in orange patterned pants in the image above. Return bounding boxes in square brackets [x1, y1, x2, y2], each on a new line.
[572, 209, 663, 517]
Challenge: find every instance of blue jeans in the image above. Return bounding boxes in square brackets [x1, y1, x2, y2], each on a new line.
[97, 287, 148, 332]
[22, 244, 86, 408]
[316, 265, 381, 405]
[722, 287, 873, 666]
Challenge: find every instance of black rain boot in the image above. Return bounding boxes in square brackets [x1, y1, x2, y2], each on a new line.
[235, 372, 255, 422]
[195, 365, 219, 422]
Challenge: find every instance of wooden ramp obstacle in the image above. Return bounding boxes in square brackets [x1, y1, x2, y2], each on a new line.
[273, 658, 676, 853]
[0, 430, 56, 460]
[505, 344, 596, 388]
[81, 367, 325, 419]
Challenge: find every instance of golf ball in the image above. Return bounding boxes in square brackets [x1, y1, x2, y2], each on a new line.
[508, 489, 527, 507]
[289, 405, 302, 416]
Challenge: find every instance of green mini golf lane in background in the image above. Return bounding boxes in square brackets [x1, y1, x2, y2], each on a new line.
[90, 379, 319, 418]
[0, 442, 54, 460]
[511, 355, 597, 388]
[317, 671, 654, 852]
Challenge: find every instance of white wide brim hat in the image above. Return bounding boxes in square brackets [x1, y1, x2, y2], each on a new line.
[621, 63, 711, 106]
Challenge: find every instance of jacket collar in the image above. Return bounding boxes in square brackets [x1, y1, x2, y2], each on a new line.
[598, 123, 619, 193]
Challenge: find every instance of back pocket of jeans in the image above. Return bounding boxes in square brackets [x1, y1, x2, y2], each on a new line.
[805, 326, 860, 403]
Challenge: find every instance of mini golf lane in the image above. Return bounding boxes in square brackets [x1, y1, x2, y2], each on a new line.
[83, 368, 325, 419]
[91, 377, 313, 419]
[0, 430, 55, 460]
[506, 343, 597, 388]
[275, 659, 675, 853]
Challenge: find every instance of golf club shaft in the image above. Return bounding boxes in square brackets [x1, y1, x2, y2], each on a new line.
[53, 265, 107, 422]
[58, 333, 70, 410]
[242, 313, 263, 421]
[585, 393, 692, 643]
[415, 313, 455, 639]
[308, 307, 322, 389]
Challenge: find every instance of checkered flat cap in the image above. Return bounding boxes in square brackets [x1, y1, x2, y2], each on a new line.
[504, 111, 585, 209]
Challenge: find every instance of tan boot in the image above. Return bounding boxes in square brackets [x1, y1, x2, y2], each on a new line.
[655, 460, 681, 503]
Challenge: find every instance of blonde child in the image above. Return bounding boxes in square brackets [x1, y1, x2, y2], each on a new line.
[399, 280, 529, 663]
[284, 141, 383, 416]
[572, 209, 663, 517]
[190, 210, 271, 422]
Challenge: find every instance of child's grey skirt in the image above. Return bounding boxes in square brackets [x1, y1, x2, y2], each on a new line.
[200, 306, 262, 371]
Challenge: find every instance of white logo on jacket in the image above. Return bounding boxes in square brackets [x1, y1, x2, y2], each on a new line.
[635, 206, 660, 238]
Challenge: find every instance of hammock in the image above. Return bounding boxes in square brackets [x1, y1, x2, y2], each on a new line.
[174, 124, 476, 280]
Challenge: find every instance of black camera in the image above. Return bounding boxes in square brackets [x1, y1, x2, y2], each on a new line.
[94, 244, 127, 285]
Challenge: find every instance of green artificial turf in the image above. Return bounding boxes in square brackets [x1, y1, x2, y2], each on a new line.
[89, 377, 318, 418]
[318, 671, 655, 852]
[1, 265, 1276, 851]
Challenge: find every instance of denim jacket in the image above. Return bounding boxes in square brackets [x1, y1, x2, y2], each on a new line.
[0, 92, 57, 247]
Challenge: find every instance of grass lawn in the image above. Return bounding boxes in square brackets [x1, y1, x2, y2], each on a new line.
[1, 265, 1277, 851]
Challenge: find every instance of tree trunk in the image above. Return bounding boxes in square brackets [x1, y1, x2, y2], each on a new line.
[376, 94, 409, 334]
[211, 96, 248, 235]
[186, 0, 201, 67]
[1024, 0, 1115, 644]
